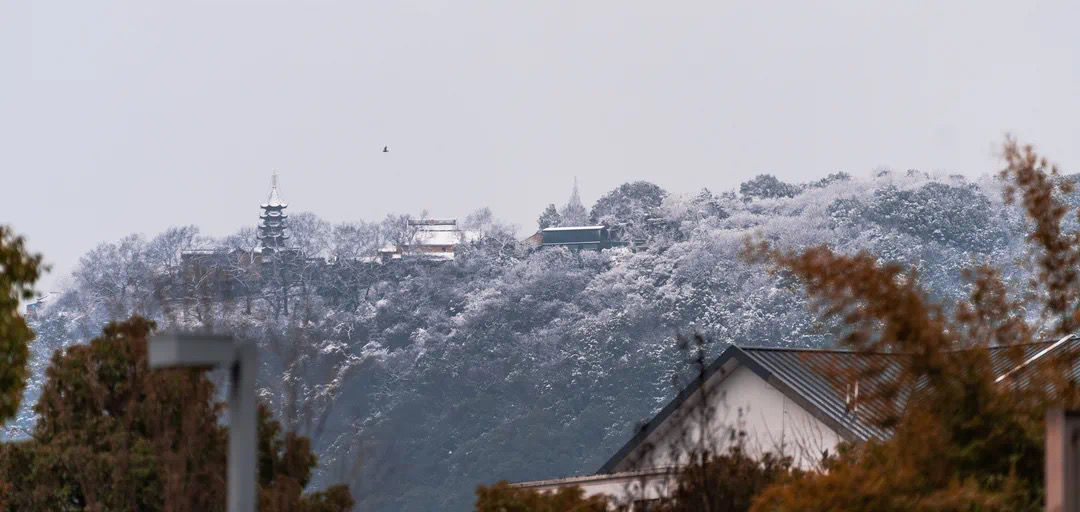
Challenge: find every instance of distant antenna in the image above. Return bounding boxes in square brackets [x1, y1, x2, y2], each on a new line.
[271, 171, 279, 189]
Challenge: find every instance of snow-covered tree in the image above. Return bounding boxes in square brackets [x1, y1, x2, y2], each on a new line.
[559, 179, 589, 226]
[739, 174, 802, 200]
[589, 180, 668, 241]
[536, 203, 561, 230]
[23, 168, 1043, 511]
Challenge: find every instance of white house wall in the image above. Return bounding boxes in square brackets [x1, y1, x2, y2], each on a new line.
[618, 364, 842, 472]
[514, 362, 845, 508]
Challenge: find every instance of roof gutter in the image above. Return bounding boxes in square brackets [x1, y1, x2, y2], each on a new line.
[994, 333, 1076, 384]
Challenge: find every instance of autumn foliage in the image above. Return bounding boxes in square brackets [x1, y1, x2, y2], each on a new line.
[742, 138, 1080, 510]
[474, 481, 609, 512]
[653, 447, 795, 512]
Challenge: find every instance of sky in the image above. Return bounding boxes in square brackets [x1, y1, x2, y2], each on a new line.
[2, 0, 1079, 293]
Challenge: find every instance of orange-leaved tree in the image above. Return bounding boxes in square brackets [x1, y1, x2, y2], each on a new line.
[745, 138, 1080, 511]
[474, 481, 609, 512]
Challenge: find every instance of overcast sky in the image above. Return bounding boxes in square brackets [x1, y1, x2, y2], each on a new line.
[2, 0, 1079, 292]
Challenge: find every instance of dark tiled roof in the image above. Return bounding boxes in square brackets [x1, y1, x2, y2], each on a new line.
[597, 337, 1080, 474]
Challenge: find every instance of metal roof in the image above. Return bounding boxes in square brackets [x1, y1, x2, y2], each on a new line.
[408, 219, 457, 226]
[597, 338, 1080, 474]
[993, 334, 1079, 383]
[740, 347, 902, 442]
[541, 225, 605, 231]
[512, 467, 676, 490]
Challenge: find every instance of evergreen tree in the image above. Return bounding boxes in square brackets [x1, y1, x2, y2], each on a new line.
[537, 204, 562, 230]
[588, 181, 668, 240]
[0, 226, 42, 423]
[559, 179, 589, 226]
[0, 316, 353, 511]
[738, 174, 801, 200]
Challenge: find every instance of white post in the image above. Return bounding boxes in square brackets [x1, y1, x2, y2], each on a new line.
[1046, 409, 1080, 512]
[229, 342, 257, 512]
[149, 335, 258, 512]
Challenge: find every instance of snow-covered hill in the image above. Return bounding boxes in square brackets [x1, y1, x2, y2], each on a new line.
[15, 170, 1042, 511]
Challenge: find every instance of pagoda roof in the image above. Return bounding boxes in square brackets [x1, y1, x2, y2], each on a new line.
[260, 173, 288, 208]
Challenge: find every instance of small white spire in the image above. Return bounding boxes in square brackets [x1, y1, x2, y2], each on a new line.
[262, 171, 287, 208]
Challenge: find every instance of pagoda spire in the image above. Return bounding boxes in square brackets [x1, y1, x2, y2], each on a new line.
[263, 171, 286, 208]
[258, 172, 289, 253]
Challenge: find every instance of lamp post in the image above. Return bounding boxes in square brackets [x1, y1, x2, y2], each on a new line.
[149, 334, 257, 512]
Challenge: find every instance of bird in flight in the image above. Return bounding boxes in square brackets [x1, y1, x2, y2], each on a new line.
[383, 146, 390, 153]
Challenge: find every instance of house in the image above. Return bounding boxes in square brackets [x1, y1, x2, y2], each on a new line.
[539, 225, 629, 251]
[513, 338, 1080, 509]
[406, 219, 471, 258]
[521, 231, 544, 250]
[378, 219, 480, 262]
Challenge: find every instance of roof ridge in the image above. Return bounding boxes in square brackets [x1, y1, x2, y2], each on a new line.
[738, 336, 1077, 355]
[738, 345, 899, 355]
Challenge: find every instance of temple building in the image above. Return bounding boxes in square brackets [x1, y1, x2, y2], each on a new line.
[538, 225, 629, 251]
[258, 173, 289, 254]
[377, 218, 480, 262]
[177, 173, 290, 300]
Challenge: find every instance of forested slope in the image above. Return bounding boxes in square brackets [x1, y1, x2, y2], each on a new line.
[16, 170, 1042, 511]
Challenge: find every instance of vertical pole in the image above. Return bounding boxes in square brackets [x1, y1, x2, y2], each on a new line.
[1047, 409, 1080, 512]
[229, 343, 257, 512]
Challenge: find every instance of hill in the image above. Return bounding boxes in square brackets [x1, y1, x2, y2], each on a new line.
[15, 170, 1041, 511]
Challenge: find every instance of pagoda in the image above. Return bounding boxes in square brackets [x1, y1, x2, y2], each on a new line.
[258, 172, 289, 253]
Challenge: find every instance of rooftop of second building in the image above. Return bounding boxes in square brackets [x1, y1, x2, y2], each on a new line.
[542, 225, 606, 232]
